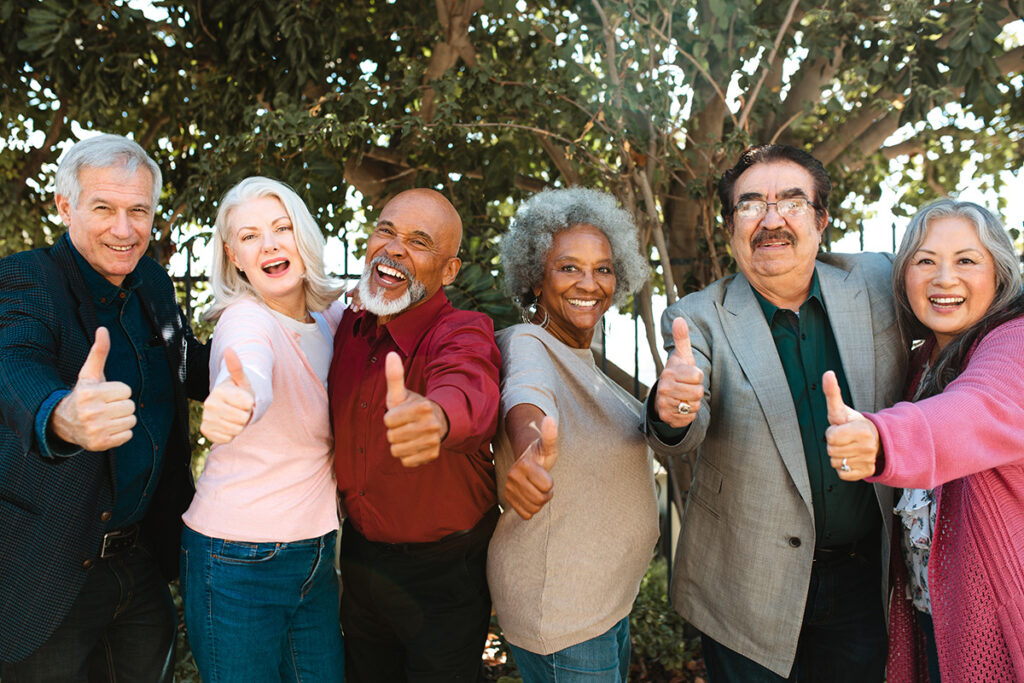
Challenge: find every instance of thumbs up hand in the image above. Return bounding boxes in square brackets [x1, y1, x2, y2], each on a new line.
[200, 348, 255, 444]
[51, 327, 137, 451]
[504, 416, 559, 520]
[383, 352, 449, 468]
[822, 370, 881, 481]
[655, 317, 706, 428]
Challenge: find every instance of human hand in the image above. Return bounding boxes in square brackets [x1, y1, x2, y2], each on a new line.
[383, 352, 449, 467]
[200, 348, 255, 444]
[345, 285, 365, 312]
[654, 317, 705, 428]
[504, 416, 559, 520]
[823, 370, 880, 481]
[51, 327, 136, 451]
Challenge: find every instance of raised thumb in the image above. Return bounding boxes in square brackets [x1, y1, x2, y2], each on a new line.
[670, 317, 696, 366]
[537, 416, 559, 471]
[224, 348, 250, 391]
[822, 370, 852, 425]
[385, 352, 408, 409]
[78, 326, 110, 382]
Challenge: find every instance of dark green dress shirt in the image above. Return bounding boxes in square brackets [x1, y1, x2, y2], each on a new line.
[753, 270, 879, 548]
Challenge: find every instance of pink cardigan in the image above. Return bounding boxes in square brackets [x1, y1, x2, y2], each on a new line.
[183, 297, 345, 543]
[865, 316, 1024, 683]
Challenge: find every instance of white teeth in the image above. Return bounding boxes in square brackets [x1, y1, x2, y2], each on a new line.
[108, 245, 132, 252]
[262, 258, 287, 268]
[377, 265, 407, 280]
[568, 299, 597, 308]
[930, 297, 965, 305]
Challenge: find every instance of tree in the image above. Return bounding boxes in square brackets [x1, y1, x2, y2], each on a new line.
[4, 0, 1023, 367]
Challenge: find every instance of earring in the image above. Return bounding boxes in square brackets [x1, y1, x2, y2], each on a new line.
[521, 301, 549, 328]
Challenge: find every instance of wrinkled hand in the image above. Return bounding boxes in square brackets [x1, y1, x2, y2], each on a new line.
[200, 349, 255, 444]
[383, 352, 449, 467]
[51, 327, 136, 451]
[823, 370, 880, 481]
[654, 318, 705, 428]
[504, 416, 559, 520]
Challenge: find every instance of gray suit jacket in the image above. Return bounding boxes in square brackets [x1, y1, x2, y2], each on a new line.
[646, 252, 906, 676]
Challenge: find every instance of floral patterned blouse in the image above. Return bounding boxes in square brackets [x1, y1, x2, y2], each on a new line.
[895, 486, 937, 614]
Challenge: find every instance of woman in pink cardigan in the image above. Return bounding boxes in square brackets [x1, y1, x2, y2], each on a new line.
[823, 198, 1024, 683]
[181, 177, 347, 682]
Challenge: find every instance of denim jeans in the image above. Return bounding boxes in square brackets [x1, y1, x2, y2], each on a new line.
[509, 617, 631, 683]
[1, 545, 175, 683]
[180, 526, 344, 683]
[701, 542, 886, 683]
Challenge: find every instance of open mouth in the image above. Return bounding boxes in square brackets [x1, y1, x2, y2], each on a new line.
[261, 257, 290, 275]
[376, 263, 408, 285]
[929, 295, 965, 308]
[567, 298, 598, 309]
[106, 243, 134, 253]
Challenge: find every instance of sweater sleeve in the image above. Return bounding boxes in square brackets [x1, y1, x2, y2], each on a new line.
[866, 317, 1024, 489]
[210, 301, 277, 424]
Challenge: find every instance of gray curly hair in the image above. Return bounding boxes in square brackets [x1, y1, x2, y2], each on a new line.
[500, 188, 650, 308]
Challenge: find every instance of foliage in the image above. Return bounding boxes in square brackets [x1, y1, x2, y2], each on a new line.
[4, 0, 1024, 373]
[629, 557, 700, 674]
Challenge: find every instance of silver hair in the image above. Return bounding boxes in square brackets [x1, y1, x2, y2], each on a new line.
[894, 198, 1022, 348]
[500, 187, 650, 308]
[55, 134, 162, 209]
[205, 176, 344, 321]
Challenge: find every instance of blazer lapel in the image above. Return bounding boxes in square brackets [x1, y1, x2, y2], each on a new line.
[719, 273, 813, 508]
[817, 259, 875, 412]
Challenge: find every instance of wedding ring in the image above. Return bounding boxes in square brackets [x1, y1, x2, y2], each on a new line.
[677, 401, 691, 415]
[840, 458, 851, 473]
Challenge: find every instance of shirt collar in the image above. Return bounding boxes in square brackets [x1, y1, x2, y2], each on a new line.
[69, 241, 140, 304]
[353, 287, 452, 356]
[753, 268, 822, 322]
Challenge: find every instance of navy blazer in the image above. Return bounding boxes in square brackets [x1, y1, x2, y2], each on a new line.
[0, 234, 209, 662]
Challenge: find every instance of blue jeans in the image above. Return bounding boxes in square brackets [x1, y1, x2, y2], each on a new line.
[1, 545, 174, 682]
[701, 541, 886, 683]
[180, 526, 344, 683]
[509, 617, 631, 683]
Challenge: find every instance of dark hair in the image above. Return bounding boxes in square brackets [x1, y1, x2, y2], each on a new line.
[717, 144, 831, 230]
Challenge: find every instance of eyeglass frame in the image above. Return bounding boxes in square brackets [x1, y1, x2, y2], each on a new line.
[729, 197, 821, 221]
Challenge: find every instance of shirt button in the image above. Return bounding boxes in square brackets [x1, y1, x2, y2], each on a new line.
[119, 292, 126, 299]
[358, 490, 365, 496]
[82, 558, 95, 569]
[370, 356, 378, 364]
[788, 537, 802, 548]
[100, 511, 112, 522]
[810, 383, 817, 391]
[358, 447, 364, 454]
[360, 401, 368, 409]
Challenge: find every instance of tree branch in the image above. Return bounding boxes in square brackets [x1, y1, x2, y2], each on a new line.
[737, 0, 800, 132]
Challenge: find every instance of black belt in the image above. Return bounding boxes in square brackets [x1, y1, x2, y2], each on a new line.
[813, 532, 876, 566]
[99, 523, 141, 559]
[352, 507, 499, 556]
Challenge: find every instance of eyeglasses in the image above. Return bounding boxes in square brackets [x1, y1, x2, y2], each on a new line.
[732, 198, 816, 221]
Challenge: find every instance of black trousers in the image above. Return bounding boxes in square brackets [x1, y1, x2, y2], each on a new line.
[339, 509, 497, 683]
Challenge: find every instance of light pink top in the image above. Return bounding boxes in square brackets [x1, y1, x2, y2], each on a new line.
[183, 297, 345, 542]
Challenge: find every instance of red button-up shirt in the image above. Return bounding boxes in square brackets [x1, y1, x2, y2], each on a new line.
[328, 288, 500, 543]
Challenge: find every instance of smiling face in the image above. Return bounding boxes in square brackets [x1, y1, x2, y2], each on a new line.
[905, 216, 998, 351]
[224, 195, 308, 320]
[534, 224, 616, 349]
[360, 189, 462, 323]
[728, 160, 828, 309]
[57, 165, 155, 286]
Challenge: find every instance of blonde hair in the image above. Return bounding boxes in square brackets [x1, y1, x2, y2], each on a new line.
[205, 176, 343, 321]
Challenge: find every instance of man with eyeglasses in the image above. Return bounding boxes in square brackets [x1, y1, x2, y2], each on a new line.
[645, 144, 905, 682]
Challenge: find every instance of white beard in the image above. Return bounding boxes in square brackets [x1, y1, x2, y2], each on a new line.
[357, 258, 427, 317]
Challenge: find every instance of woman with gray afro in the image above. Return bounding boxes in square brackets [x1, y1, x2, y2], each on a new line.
[488, 188, 658, 682]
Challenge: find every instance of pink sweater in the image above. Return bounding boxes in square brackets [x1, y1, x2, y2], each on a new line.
[183, 297, 345, 542]
[866, 316, 1024, 683]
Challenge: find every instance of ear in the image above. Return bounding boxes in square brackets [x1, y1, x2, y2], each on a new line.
[441, 256, 462, 286]
[55, 194, 72, 226]
[817, 211, 831, 239]
[224, 242, 241, 270]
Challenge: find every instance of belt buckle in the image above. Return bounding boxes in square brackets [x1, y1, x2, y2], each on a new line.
[100, 526, 138, 558]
